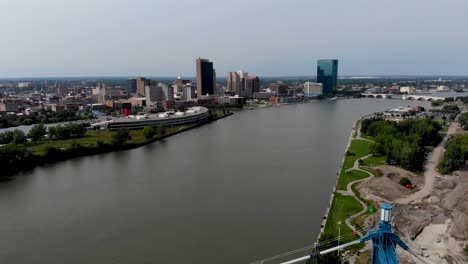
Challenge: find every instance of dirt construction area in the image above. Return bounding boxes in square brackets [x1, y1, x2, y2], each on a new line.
[356, 167, 468, 263]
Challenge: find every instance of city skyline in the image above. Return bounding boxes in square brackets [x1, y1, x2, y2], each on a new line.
[1, 0, 468, 78]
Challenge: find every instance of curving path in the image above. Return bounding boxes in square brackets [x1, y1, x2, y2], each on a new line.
[355, 122, 374, 142]
[339, 119, 376, 236]
[341, 154, 374, 236]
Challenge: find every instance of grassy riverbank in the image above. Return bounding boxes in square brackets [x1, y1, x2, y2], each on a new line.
[336, 140, 373, 191]
[1, 111, 232, 177]
[324, 138, 374, 244]
[322, 116, 444, 250]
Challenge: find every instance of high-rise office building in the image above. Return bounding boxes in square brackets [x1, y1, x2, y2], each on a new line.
[136, 77, 149, 96]
[317, 60, 338, 94]
[161, 84, 174, 101]
[246, 76, 260, 97]
[227, 72, 241, 94]
[237, 70, 248, 97]
[127, 79, 137, 94]
[145, 81, 165, 103]
[196, 58, 214, 97]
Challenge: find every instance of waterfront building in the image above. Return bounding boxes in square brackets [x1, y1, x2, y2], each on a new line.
[196, 58, 214, 97]
[237, 70, 248, 97]
[317, 59, 338, 94]
[227, 72, 241, 95]
[92, 107, 211, 130]
[253, 91, 277, 100]
[270, 83, 288, 96]
[400, 86, 415, 94]
[303, 82, 323, 95]
[246, 76, 261, 96]
[127, 79, 137, 94]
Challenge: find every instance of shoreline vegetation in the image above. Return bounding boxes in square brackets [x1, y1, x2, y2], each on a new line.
[0, 110, 231, 178]
[319, 116, 444, 257]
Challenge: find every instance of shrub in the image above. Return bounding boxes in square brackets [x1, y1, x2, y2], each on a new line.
[111, 129, 131, 147]
[142, 126, 156, 140]
[399, 177, 412, 187]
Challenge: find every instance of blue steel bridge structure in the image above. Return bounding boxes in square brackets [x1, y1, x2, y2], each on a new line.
[252, 204, 431, 264]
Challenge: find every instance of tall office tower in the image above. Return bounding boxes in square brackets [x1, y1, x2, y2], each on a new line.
[213, 69, 217, 93]
[246, 76, 260, 97]
[237, 70, 248, 97]
[127, 79, 137, 94]
[227, 72, 241, 94]
[136, 77, 149, 96]
[182, 85, 195, 100]
[196, 58, 214, 97]
[161, 84, 174, 100]
[145, 81, 165, 103]
[316, 60, 338, 94]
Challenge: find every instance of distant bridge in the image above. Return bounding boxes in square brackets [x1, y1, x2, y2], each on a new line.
[402, 94, 444, 101]
[362, 93, 445, 101]
[362, 93, 392, 99]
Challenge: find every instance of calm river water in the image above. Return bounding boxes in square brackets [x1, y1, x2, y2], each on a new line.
[0, 98, 430, 264]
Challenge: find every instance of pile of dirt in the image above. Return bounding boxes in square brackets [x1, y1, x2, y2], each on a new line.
[357, 167, 468, 263]
[439, 173, 468, 240]
[356, 166, 422, 203]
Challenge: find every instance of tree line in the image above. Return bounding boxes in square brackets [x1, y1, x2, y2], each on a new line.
[361, 118, 442, 172]
[439, 133, 468, 174]
[0, 123, 87, 145]
[0, 109, 92, 128]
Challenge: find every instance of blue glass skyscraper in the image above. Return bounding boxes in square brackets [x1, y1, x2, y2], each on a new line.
[317, 60, 338, 94]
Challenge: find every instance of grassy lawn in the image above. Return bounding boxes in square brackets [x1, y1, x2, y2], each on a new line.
[360, 134, 374, 141]
[362, 155, 386, 166]
[30, 125, 188, 156]
[343, 140, 373, 170]
[323, 193, 363, 243]
[336, 139, 374, 190]
[30, 130, 115, 155]
[336, 170, 369, 190]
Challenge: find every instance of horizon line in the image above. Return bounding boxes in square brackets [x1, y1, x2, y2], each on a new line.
[1, 74, 468, 80]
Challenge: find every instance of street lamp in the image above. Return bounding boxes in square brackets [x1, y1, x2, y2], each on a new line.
[337, 221, 342, 254]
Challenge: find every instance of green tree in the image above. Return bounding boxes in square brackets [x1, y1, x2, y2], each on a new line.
[48, 126, 57, 139]
[158, 125, 167, 136]
[399, 177, 412, 186]
[111, 129, 131, 147]
[28, 123, 46, 143]
[12, 130, 27, 144]
[0, 144, 30, 175]
[0, 131, 14, 144]
[142, 126, 156, 140]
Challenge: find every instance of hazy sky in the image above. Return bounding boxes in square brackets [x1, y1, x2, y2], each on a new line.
[1, 0, 467, 77]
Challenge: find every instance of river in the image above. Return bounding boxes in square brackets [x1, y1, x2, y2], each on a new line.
[0, 98, 430, 264]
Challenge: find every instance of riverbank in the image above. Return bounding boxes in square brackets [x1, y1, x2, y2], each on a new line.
[318, 119, 382, 249]
[0, 111, 232, 178]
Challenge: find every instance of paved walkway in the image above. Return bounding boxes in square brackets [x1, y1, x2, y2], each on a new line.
[355, 122, 374, 142]
[339, 121, 375, 236]
[342, 154, 374, 236]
